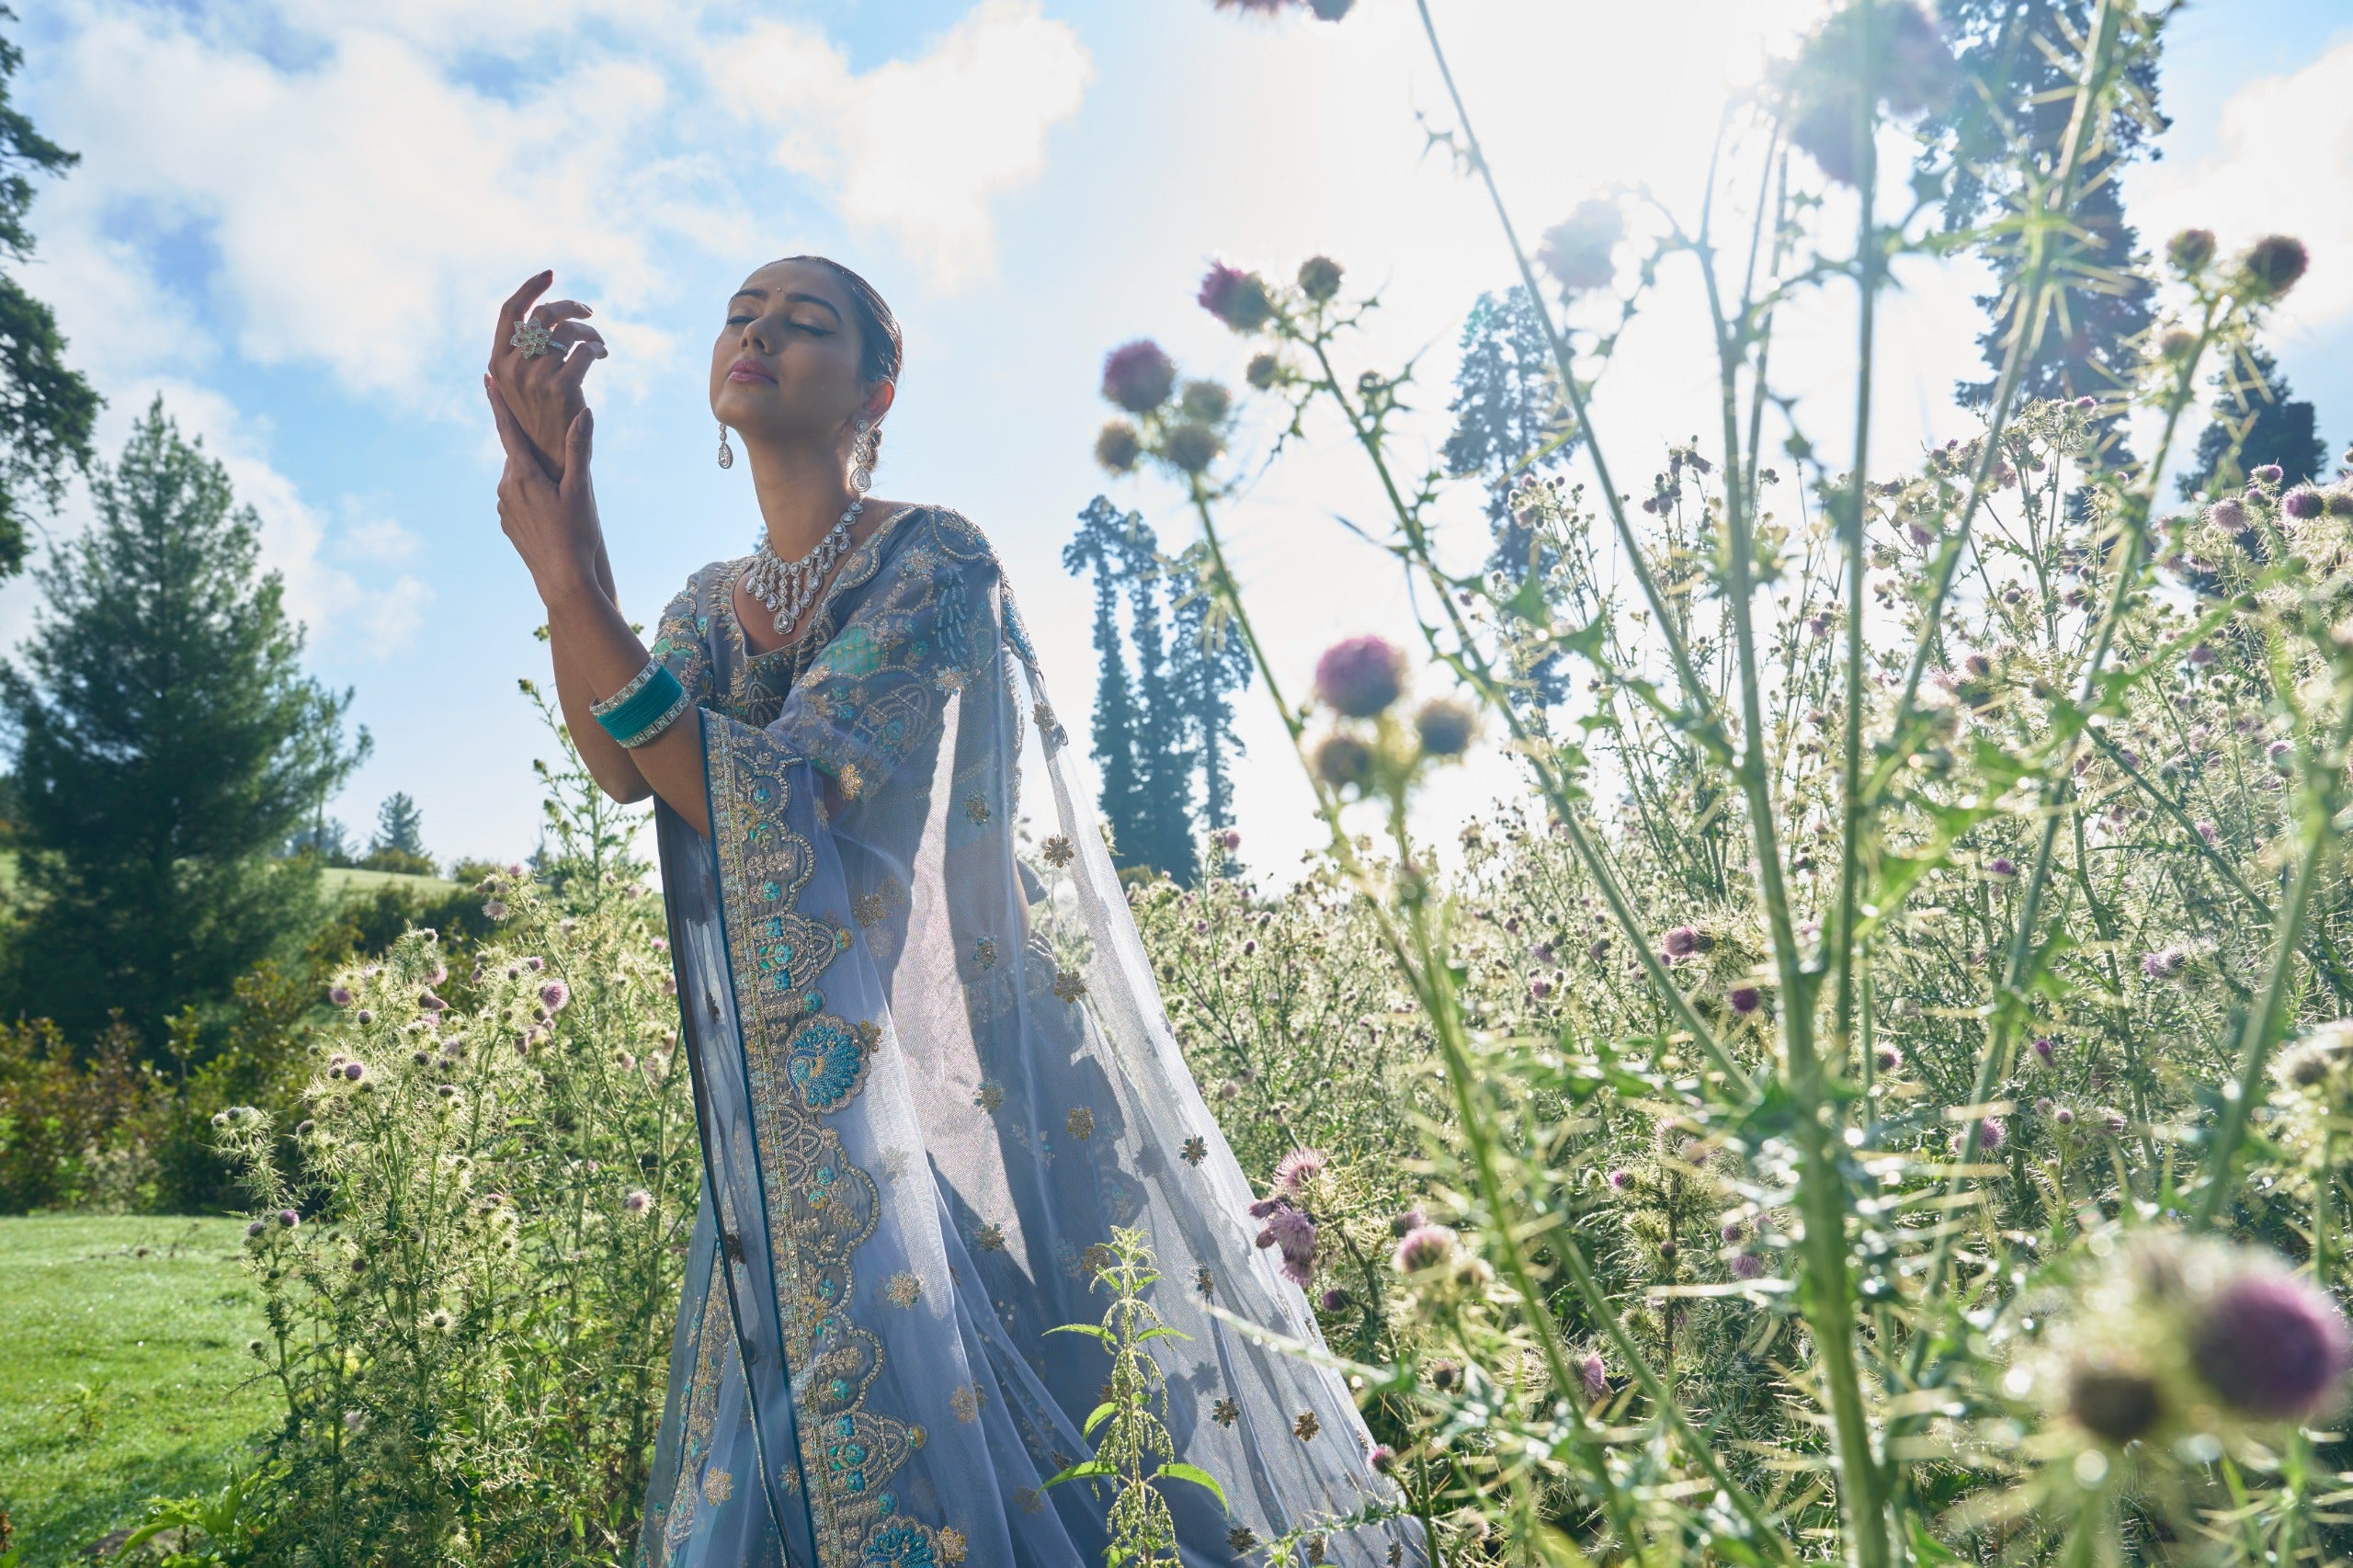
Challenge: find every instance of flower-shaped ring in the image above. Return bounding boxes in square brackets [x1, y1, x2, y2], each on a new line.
[508, 319, 559, 358]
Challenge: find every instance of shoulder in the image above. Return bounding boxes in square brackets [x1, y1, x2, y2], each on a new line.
[893, 504, 999, 574]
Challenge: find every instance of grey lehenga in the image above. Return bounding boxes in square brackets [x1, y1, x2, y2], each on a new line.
[635, 504, 1411, 1567]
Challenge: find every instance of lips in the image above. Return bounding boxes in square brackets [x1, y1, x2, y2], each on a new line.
[726, 357, 777, 384]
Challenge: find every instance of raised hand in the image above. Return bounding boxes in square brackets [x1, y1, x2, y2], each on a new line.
[489, 270, 606, 481]
[486, 375, 603, 608]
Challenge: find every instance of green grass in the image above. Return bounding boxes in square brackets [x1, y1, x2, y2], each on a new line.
[0, 1217, 275, 1564]
[318, 865, 459, 901]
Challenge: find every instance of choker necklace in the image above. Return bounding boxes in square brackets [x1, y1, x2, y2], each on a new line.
[742, 499, 863, 636]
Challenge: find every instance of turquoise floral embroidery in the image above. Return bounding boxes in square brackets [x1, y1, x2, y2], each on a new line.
[788, 1015, 872, 1112]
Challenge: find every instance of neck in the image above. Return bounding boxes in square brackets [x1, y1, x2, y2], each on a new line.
[741, 432, 858, 557]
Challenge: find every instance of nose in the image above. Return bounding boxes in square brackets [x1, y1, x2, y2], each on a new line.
[741, 314, 777, 356]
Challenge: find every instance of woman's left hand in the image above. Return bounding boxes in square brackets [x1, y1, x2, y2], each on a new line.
[487, 375, 604, 608]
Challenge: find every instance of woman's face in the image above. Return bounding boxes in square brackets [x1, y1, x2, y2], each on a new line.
[709, 259, 876, 444]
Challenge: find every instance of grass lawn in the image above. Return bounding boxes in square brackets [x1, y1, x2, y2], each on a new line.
[0, 1216, 276, 1564]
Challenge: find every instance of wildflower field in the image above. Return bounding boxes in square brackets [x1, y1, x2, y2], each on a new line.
[15, 1, 2353, 1565]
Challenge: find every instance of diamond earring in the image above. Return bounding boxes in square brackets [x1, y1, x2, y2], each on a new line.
[716, 421, 734, 471]
[848, 418, 876, 497]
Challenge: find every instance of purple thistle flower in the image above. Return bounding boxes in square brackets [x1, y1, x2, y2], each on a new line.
[1729, 986, 1762, 1016]
[1247, 1198, 1282, 1220]
[2237, 236, 2309, 302]
[2075, 396, 2098, 413]
[342, 1061, 366, 1083]
[418, 990, 447, 1012]
[1274, 1147, 1329, 1194]
[1730, 1253, 1765, 1280]
[1949, 1117, 2005, 1156]
[1987, 858, 2017, 879]
[1100, 339, 1177, 413]
[2285, 487, 2325, 520]
[540, 979, 571, 1013]
[1198, 262, 1274, 332]
[2188, 643, 2216, 667]
[277, 1208, 300, 1229]
[1663, 924, 1713, 958]
[1268, 1206, 1316, 1259]
[2143, 947, 2188, 982]
[1313, 635, 1406, 718]
[1582, 1352, 1607, 1402]
[2196, 819, 2218, 845]
[1392, 1223, 1456, 1273]
[2032, 1037, 2058, 1065]
[524, 956, 544, 971]
[1876, 1044, 1903, 1072]
[328, 984, 354, 1006]
[1534, 199, 1622, 295]
[2168, 228, 2218, 274]
[1222, 828, 1242, 851]
[2209, 497, 2247, 531]
[2190, 1271, 2352, 1419]
[355, 1009, 373, 1025]
[2253, 463, 2286, 486]
[1318, 1287, 1351, 1312]
[1368, 1443, 1396, 1472]
[1607, 1168, 1632, 1191]
[245, 1220, 266, 1238]
[623, 1189, 651, 1214]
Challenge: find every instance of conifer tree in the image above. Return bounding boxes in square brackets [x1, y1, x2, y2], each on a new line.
[0, 8, 100, 579]
[2177, 342, 2329, 499]
[1064, 496, 1149, 867]
[1444, 286, 1575, 704]
[1926, 0, 2166, 453]
[1, 401, 369, 1047]
[1116, 517, 1197, 885]
[1168, 541, 1252, 847]
[374, 792, 425, 858]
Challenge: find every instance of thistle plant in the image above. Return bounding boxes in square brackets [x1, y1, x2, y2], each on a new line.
[1106, 1, 2353, 1562]
[207, 707, 695, 1566]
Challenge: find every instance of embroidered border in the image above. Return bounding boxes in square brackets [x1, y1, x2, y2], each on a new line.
[707, 719, 946, 1568]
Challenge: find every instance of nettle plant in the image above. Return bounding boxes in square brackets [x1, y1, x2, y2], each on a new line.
[1108, 1, 2353, 1562]
[211, 712, 696, 1567]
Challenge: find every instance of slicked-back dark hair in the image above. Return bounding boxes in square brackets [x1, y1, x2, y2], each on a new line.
[777, 255, 903, 388]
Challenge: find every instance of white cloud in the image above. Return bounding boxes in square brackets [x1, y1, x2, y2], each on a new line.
[710, 0, 1093, 290]
[2131, 39, 2353, 332]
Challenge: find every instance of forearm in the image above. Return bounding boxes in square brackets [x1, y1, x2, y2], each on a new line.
[543, 574, 710, 837]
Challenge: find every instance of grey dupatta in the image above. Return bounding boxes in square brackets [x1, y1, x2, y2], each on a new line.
[633, 505, 1410, 1568]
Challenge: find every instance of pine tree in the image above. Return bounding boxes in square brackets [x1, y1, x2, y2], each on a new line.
[1, 400, 369, 1047]
[1443, 287, 1574, 705]
[2177, 342, 2329, 499]
[375, 792, 425, 858]
[1115, 517, 1197, 885]
[1063, 497, 1149, 868]
[1927, 0, 2166, 452]
[1167, 541, 1252, 847]
[0, 8, 100, 579]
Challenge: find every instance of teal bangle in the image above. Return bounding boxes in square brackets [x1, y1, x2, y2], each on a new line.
[595, 663, 691, 747]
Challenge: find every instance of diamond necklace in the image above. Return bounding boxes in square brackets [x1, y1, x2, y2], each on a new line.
[741, 499, 863, 636]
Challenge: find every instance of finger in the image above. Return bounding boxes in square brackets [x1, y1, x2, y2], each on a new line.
[494, 270, 554, 356]
[529, 300, 595, 330]
[559, 408, 594, 503]
[548, 320, 606, 350]
[484, 379, 547, 483]
[556, 338, 607, 390]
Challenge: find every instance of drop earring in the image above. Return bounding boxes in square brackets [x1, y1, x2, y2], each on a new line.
[716, 422, 734, 470]
[848, 418, 876, 497]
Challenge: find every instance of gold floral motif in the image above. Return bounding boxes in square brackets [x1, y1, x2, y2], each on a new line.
[1051, 970, 1087, 1003]
[1196, 1267, 1215, 1300]
[1213, 1397, 1241, 1426]
[950, 1384, 983, 1423]
[1080, 1242, 1116, 1278]
[1040, 834, 1074, 868]
[1388, 1544, 1404, 1567]
[701, 1467, 733, 1506]
[1066, 1106, 1095, 1141]
[779, 1463, 802, 1493]
[836, 760, 866, 799]
[973, 1221, 1007, 1252]
[974, 1080, 1006, 1114]
[1015, 1487, 1043, 1515]
[963, 792, 991, 824]
[1306, 1534, 1328, 1565]
[1034, 699, 1058, 737]
[1227, 1526, 1259, 1553]
[884, 1271, 921, 1307]
[938, 1528, 967, 1563]
[1294, 1410, 1321, 1441]
[1181, 1135, 1209, 1166]
[972, 937, 998, 970]
[852, 887, 893, 926]
[909, 1425, 926, 1449]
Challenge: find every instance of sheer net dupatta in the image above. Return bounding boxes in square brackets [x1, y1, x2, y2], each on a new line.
[640, 507, 1417, 1568]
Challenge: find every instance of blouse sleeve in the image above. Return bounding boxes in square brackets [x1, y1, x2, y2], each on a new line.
[736, 510, 1004, 803]
[646, 569, 716, 707]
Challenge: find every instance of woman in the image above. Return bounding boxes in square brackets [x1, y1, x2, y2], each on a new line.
[484, 258, 1408, 1568]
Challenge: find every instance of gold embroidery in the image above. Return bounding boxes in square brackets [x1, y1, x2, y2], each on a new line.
[963, 791, 991, 824]
[974, 1080, 1006, 1114]
[950, 1385, 980, 1422]
[973, 1221, 1007, 1252]
[1182, 1135, 1209, 1165]
[1196, 1267, 1216, 1300]
[1229, 1526, 1260, 1553]
[1051, 970, 1087, 1003]
[1040, 834, 1074, 868]
[1213, 1397, 1241, 1426]
[1066, 1106, 1095, 1141]
[1295, 1410, 1321, 1441]
[702, 1467, 733, 1505]
[884, 1271, 921, 1307]
[938, 1527, 967, 1563]
[1015, 1487, 1043, 1515]
[972, 937, 997, 970]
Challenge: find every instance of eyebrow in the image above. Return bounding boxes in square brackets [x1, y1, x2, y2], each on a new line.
[728, 288, 842, 323]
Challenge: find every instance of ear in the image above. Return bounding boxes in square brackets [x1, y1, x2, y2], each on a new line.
[862, 380, 897, 426]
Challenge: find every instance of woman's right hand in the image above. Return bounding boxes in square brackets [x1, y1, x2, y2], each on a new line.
[488, 270, 607, 481]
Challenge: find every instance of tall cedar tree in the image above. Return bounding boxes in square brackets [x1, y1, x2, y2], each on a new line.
[0, 7, 99, 578]
[1168, 540, 1253, 846]
[1928, 0, 2166, 454]
[1115, 515, 1197, 884]
[2, 401, 368, 1047]
[1064, 496, 1150, 869]
[2177, 342, 2330, 499]
[1443, 287, 1575, 705]
[374, 790, 426, 857]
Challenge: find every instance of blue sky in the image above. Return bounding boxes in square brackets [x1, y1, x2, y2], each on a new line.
[11, 0, 2353, 874]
